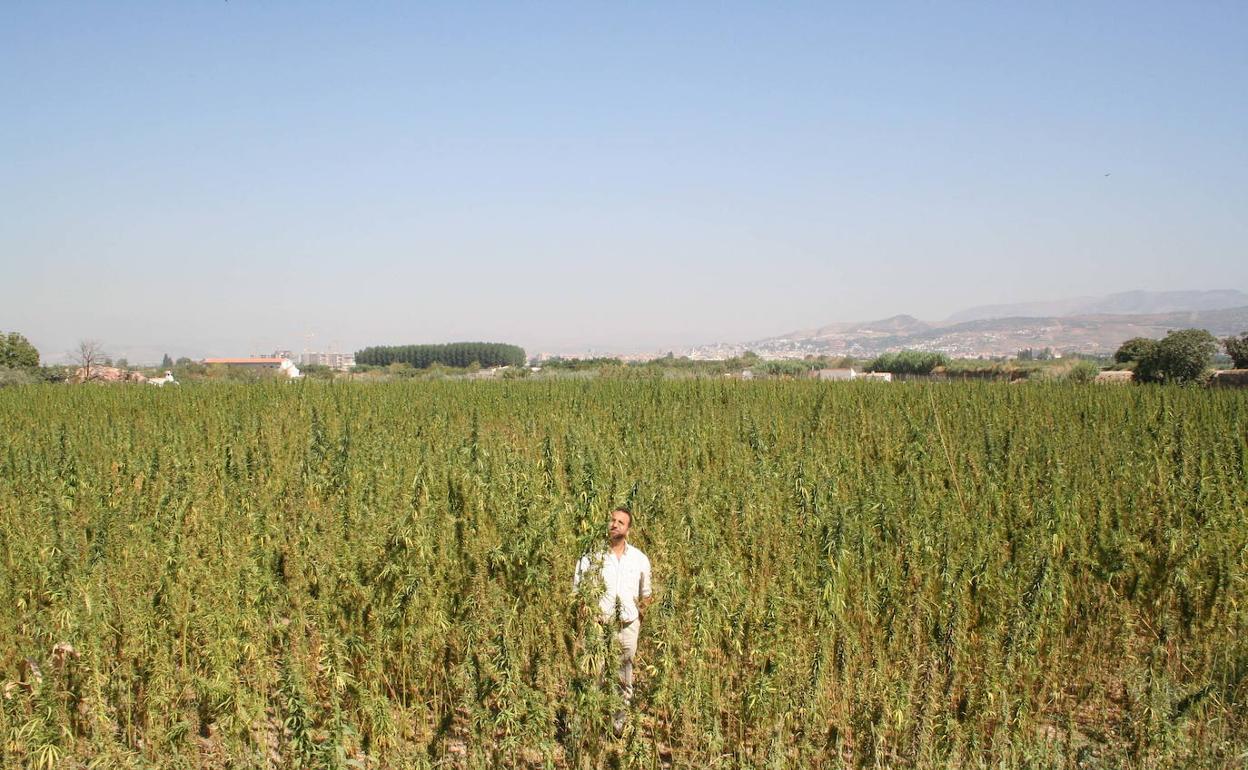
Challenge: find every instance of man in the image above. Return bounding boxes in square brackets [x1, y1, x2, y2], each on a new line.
[573, 505, 653, 733]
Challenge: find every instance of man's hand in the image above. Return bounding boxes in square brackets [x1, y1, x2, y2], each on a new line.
[637, 595, 654, 622]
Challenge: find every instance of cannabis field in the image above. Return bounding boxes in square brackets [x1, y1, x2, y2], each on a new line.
[1, 381, 1245, 768]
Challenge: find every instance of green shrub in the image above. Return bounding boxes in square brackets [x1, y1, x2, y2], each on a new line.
[0, 366, 39, 387]
[1063, 360, 1100, 384]
[1224, 333, 1248, 369]
[1136, 328, 1218, 384]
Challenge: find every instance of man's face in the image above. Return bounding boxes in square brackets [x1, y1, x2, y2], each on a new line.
[608, 509, 631, 542]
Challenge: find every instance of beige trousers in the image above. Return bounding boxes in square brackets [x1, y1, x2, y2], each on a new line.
[616, 619, 640, 704]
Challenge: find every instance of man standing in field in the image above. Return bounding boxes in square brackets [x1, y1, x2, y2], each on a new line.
[573, 505, 654, 734]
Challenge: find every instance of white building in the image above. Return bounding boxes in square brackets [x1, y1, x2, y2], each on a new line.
[202, 357, 302, 379]
[814, 368, 892, 382]
[299, 351, 356, 371]
[816, 368, 857, 381]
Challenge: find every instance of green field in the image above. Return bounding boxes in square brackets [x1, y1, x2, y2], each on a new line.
[1, 381, 1246, 768]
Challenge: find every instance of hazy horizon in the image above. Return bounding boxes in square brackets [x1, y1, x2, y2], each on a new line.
[4, 3, 1246, 364]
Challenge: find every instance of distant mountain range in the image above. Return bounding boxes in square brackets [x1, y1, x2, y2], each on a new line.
[945, 289, 1248, 323]
[687, 290, 1248, 360]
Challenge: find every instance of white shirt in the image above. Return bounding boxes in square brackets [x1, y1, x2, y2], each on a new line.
[573, 543, 652, 623]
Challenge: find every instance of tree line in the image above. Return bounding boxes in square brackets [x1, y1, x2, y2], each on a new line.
[354, 342, 526, 369]
[866, 350, 950, 375]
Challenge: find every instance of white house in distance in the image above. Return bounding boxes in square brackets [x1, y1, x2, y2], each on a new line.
[202, 357, 302, 378]
[816, 368, 857, 381]
[815, 368, 892, 382]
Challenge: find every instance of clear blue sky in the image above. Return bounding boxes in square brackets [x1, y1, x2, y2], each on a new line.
[3, 2, 1246, 361]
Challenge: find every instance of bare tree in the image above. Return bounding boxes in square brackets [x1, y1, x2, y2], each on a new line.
[74, 339, 105, 382]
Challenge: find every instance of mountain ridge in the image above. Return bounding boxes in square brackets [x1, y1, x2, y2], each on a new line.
[944, 289, 1248, 323]
[690, 292, 1248, 359]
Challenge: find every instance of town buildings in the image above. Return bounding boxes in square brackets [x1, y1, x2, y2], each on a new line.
[298, 351, 356, 371]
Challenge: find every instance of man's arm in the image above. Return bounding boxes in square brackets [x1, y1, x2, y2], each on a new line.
[637, 563, 654, 619]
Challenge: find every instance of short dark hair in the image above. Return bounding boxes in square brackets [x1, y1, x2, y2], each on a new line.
[612, 504, 632, 524]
